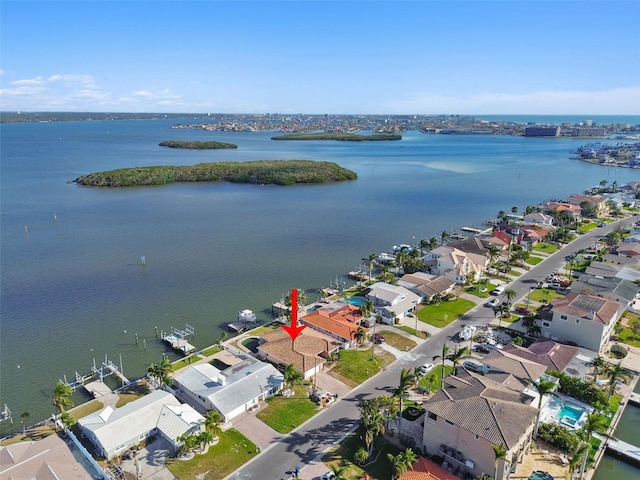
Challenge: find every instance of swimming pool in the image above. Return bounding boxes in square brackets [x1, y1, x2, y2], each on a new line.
[557, 402, 586, 428]
[343, 296, 366, 306]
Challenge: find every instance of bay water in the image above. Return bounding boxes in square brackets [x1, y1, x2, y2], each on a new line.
[1, 117, 639, 440]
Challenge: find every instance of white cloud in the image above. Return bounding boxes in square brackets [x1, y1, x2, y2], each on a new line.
[388, 86, 640, 115]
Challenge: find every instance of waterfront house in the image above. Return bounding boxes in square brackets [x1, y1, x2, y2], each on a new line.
[569, 273, 639, 307]
[173, 355, 283, 423]
[424, 246, 487, 284]
[542, 293, 623, 352]
[300, 302, 365, 346]
[422, 371, 537, 480]
[567, 194, 609, 217]
[77, 390, 203, 461]
[257, 328, 339, 379]
[523, 212, 554, 226]
[501, 341, 585, 376]
[398, 272, 456, 302]
[543, 202, 582, 219]
[481, 349, 548, 383]
[365, 282, 421, 323]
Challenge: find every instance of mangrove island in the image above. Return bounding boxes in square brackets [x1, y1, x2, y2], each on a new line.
[270, 132, 402, 141]
[159, 140, 238, 149]
[73, 160, 358, 187]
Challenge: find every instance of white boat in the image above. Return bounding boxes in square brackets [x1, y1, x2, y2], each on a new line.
[459, 325, 476, 341]
[238, 309, 257, 323]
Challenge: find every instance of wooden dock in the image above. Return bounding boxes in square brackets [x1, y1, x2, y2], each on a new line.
[607, 437, 640, 464]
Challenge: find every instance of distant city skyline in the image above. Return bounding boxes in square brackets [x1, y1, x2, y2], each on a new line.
[1, 1, 639, 115]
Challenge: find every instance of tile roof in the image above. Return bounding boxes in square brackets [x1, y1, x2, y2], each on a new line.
[426, 373, 537, 449]
[259, 328, 336, 374]
[301, 304, 364, 341]
[551, 293, 621, 325]
[399, 457, 460, 480]
[481, 349, 548, 381]
[501, 341, 579, 373]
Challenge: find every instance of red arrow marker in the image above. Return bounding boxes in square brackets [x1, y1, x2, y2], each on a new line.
[282, 288, 306, 341]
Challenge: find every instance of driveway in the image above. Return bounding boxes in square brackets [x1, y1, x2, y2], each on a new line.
[120, 436, 176, 480]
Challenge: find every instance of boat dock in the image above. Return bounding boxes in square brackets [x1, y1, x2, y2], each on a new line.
[162, 324, 195, 355]
[628, 392, 640, 406]
[606, 437, 640, 465]
[461, 226, 483, 234]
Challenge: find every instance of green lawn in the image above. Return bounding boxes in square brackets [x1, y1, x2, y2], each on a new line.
[528, 288, 564, 303]
[256, 385, 318, 433]
[200, 345, 223, 357]
[378, 330, 417, 351]
[166, 428, 257, 480]
[417, 365, 454, 393]
[578, 221, 598, 232]
[617, 312, 640, 347]
[323, 433, 403, 480]
[395, 325, 430, 339]
[415, 298, 476, 328]
[328, 349, 395, 387]
[68, 400, 104, 421]
[525, 256, 544, 265]
[532, 242, 559, 254]
[172, 355, 201, 371]
[465, 285, 492, 298]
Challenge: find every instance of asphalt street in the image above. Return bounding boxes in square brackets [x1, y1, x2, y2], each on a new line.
[225, 216, 635, 480]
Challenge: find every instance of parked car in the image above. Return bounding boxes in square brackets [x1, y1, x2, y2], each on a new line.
[515, 306, 532, 315]
[373, 333, 385, 344]
[485, 298, 500, 308]
[463, 361, 484, 374]
[418, 362, 435, 375]
[321, 472, 336, 480]
[474, 343, 492, 354]
[492, 285, 505, 296]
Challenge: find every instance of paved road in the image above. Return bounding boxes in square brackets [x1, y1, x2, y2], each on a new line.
[225, 216, 634, 480]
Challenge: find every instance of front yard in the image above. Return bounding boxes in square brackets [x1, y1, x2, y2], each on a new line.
[256, 385, 319, 433]
[532, 242, 560, 254]
[166, 428, 257, 480]
[415, 298, 476, 328]
[377, 330, 417, 351]
[328, 349, 395, 387]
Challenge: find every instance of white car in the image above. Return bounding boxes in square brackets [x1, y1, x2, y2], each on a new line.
[485, 298, 500, 308]
[418, 362, 434, 375]
[321, 472, 336, 480]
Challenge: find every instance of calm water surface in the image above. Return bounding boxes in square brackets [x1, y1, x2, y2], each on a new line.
[1, 119, 639, 435]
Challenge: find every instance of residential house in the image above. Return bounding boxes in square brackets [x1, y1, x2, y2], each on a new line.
[365, 282, 421, 323]
[422, 371, 537, 480]
[0, 433, 99, 479]
[617, 242, 640, 257]
[585, 261, 640, 282]
[542, 293, 623, 352]
[257, 328, 339, 379]
[543, 202, 582, 220]
[567, 194, 609, 217]
[523, 212, 554, 226]
[569, 273, 639, 307]
[301, 302, 364, 346]
[398, 272, 456, 303]
[480, 349, 548, 383]
[173, 355, 283, 423]
[501, 341, 583, 376]
[398, 457, 460, 480]
[78, 390, 203, 460]
[424, 246, 487, 284]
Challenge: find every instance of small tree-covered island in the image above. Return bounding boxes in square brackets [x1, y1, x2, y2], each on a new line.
[159, 140, 238, 149]
[271, 132, 402, 141]
[73, 160, 358, 187]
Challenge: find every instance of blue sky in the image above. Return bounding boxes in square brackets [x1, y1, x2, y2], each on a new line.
[1, 1, 639, 114]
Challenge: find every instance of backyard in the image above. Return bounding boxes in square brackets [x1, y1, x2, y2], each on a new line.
[617, 311, 640, 347]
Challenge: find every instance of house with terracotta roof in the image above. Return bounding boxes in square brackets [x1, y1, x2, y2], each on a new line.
[422, 371, 537, 480]
[257, 328, 339, 379]
[543, 202, 582, 219]
[365, 282, 421, 323]
[542, 293, 623, 352]
[567, 194, 609, 217]
[300, 302, 365, 346]
[398, 457, 460, 480]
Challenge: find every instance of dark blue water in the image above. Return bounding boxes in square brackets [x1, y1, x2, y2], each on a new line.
[1, 119, 639, 435]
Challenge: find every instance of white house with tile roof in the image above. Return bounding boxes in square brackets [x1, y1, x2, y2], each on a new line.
[422, 371, 537, 480]
[542, 293, 623, 352]
[424, 246, 487, 284]
[365, 282, 421, 323]
[173, 355, 283, 423]
[78, 389, 203, 460]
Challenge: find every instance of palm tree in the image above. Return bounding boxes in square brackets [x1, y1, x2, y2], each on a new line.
[440, 230, 449, 245]
[428, 236, 438, 251]
[20, 411, 29, 434]
[354, 447, 369, 465]
[177, 433, 198, 455]
[568, 441, 590, 479]
[447, 346, 469, 374]
[328, 465, 348, 480]
[492, 443, 507, 480]
[353, 326, 367, 351]
[52, 381, 73, 415]
[605, 361, 633, 399]
[577, 413, 608, 479]
[196, 430, 213, 451]
[158, 356, 173, 386]
[419, 238, 430, 257]
[360, 299, 374, 320]
[394, 368, 416, 442]
[591, 356, 605, 384]
[387, 452, 409, 480]
[363, 253, 377, 283]
[204, 409, 223, 437]
[502, 288, 517, 306]
[403, 447, 418, 471]
[283, 364, 303, 389]
[525, 378, 558, 438]
[433, 343, 450, 389]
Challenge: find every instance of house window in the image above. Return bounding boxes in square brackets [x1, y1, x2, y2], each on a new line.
[427, 411, 437, 421]
[542, 322, 550, 328]
[560, 315, 568, 320]
[576, 319, 580, 324]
